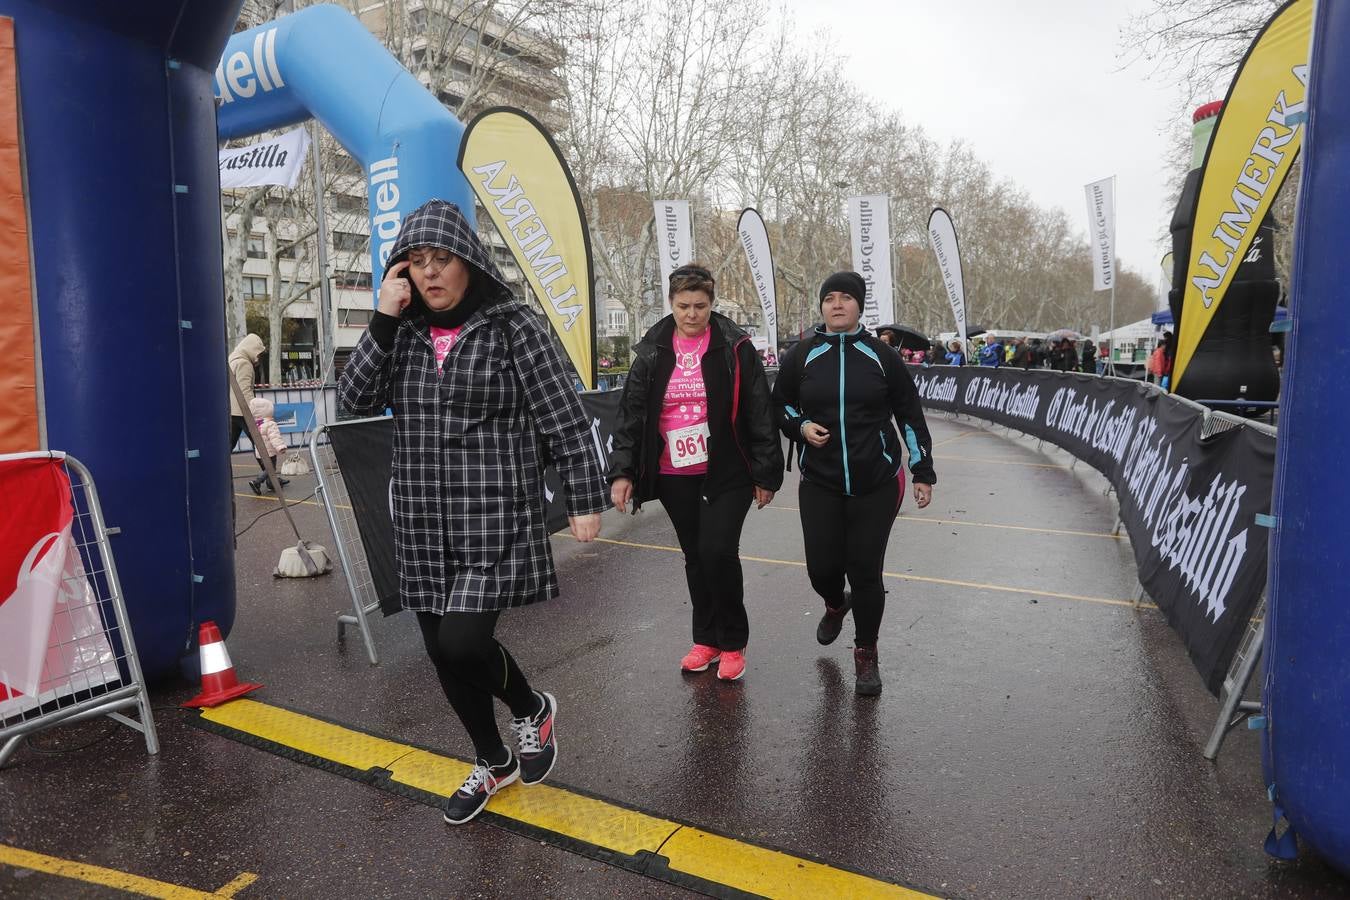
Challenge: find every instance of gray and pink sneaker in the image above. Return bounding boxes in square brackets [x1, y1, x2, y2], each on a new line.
[443, 751, 518, 825]
[511, 690, 558, 785]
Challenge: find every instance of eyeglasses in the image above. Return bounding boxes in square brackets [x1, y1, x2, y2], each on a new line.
[407, 249, 455, 272]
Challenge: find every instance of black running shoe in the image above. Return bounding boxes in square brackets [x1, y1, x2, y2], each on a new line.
[442, 751, 519, 825]
[511, 691, 558, 785]
[816, 591, 852, 645]
[854, 645, 882, 696]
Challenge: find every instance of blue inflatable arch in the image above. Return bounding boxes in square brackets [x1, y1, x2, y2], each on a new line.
[217, 3, 477, 278]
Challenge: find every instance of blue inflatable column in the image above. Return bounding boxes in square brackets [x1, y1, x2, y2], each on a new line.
[4, 1, 243, 678]
[1264, 0, 1350, 875]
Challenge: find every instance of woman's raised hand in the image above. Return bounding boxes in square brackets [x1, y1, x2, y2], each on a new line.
[378, 259, 413, 317]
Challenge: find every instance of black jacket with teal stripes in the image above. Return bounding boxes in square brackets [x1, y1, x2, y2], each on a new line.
[772, 326, 936, 494]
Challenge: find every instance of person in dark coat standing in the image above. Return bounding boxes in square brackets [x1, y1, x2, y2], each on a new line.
[1080, 341, 1097, 373]
[339, 199, 608, 826]
[609, 264, 783, 682]
[772, 272, 937, 696]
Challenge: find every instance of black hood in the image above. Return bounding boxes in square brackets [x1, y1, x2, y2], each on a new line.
[384, 198, 514, 315]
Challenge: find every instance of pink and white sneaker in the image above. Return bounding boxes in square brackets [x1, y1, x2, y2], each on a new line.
[716, 650, 746, 681]
[680, 644, 722, 672]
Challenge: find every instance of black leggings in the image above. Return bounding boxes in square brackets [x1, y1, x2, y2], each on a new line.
[415, 610, 538, 761]
[657, 476, 753, 651]
[798, 473, 903, 647]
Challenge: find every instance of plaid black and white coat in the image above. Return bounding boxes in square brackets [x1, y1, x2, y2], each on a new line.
[339, 200, 608, 614]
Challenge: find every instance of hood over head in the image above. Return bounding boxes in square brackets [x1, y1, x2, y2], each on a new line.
[248, 397, 273, 419]
[233, 333, 265, 364]
[383, 199, 514, 320]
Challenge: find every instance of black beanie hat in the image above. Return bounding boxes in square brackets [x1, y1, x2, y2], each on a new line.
[819, 271, 866, 306]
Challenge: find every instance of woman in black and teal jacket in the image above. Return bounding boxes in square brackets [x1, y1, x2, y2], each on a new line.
[772, 271, 937, 696]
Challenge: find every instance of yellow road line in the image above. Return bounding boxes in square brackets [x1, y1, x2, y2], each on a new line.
[896, 515, 1122, 540]
[933, 454, 1071, 470]
[761, 505, 1122, 540]
[216, 873, 259, 898]
[589, 537, 1148, 609]
[199, 700, 932, 899]
[0, 843, 257, 899]
[930, 430, 981, 448]
[234, 491, 349, 511]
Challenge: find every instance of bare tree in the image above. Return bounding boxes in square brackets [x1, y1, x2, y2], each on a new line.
[556, 0, 772, 340]
[1125, 0, 1299, 287]
[1123, 0, 1285, 109]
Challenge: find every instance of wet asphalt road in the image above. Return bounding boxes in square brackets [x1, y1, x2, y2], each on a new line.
[2, 415, 1347, 899]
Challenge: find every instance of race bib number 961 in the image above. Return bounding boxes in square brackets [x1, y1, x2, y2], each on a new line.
[667, 422, 711, 468]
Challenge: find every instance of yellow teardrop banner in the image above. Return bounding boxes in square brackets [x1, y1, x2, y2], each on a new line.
[458, 107, 595, 389]
[1173, 0, 1311, 390]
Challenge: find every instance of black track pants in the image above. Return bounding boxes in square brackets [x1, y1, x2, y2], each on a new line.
[798, 474, 903, 646]
[657, 476, 754, 651]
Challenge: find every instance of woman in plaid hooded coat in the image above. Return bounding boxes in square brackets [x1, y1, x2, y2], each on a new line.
[339, 198, 607, 825]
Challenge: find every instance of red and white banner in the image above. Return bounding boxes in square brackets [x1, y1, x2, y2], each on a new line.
[0, 455, 118, 721]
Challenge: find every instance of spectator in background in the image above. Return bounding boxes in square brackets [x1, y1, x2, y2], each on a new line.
[1148, 331, 1175, 388]
[944, 340, 965, 366]
[1080, 341, 1097, 374]
[228, 333, 265, 450]
[978, 334, 1003, 367]
[246, 397, 289, 495]
[1051, 338, 1078, 371]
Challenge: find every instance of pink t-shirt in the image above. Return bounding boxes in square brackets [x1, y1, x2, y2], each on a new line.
[658, 330, 711, 475]
[430, 325, 463, 373]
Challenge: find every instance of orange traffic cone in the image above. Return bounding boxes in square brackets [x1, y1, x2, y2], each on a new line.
[183, 620, 262, 708]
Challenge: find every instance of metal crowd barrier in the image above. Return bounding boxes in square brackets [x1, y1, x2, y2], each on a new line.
[308, 420, 382, 666]
[0, 451, 158, 768]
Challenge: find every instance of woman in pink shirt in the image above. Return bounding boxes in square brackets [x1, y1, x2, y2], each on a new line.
[608, 264, 784, 681]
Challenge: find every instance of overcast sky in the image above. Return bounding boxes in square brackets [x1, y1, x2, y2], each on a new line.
[791, 0, 1205, 286]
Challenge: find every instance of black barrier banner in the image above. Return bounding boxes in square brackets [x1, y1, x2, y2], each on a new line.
[908, 365, 1274, 695]
[325, 418, 402, 617]
[329, 392, 624, 617]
